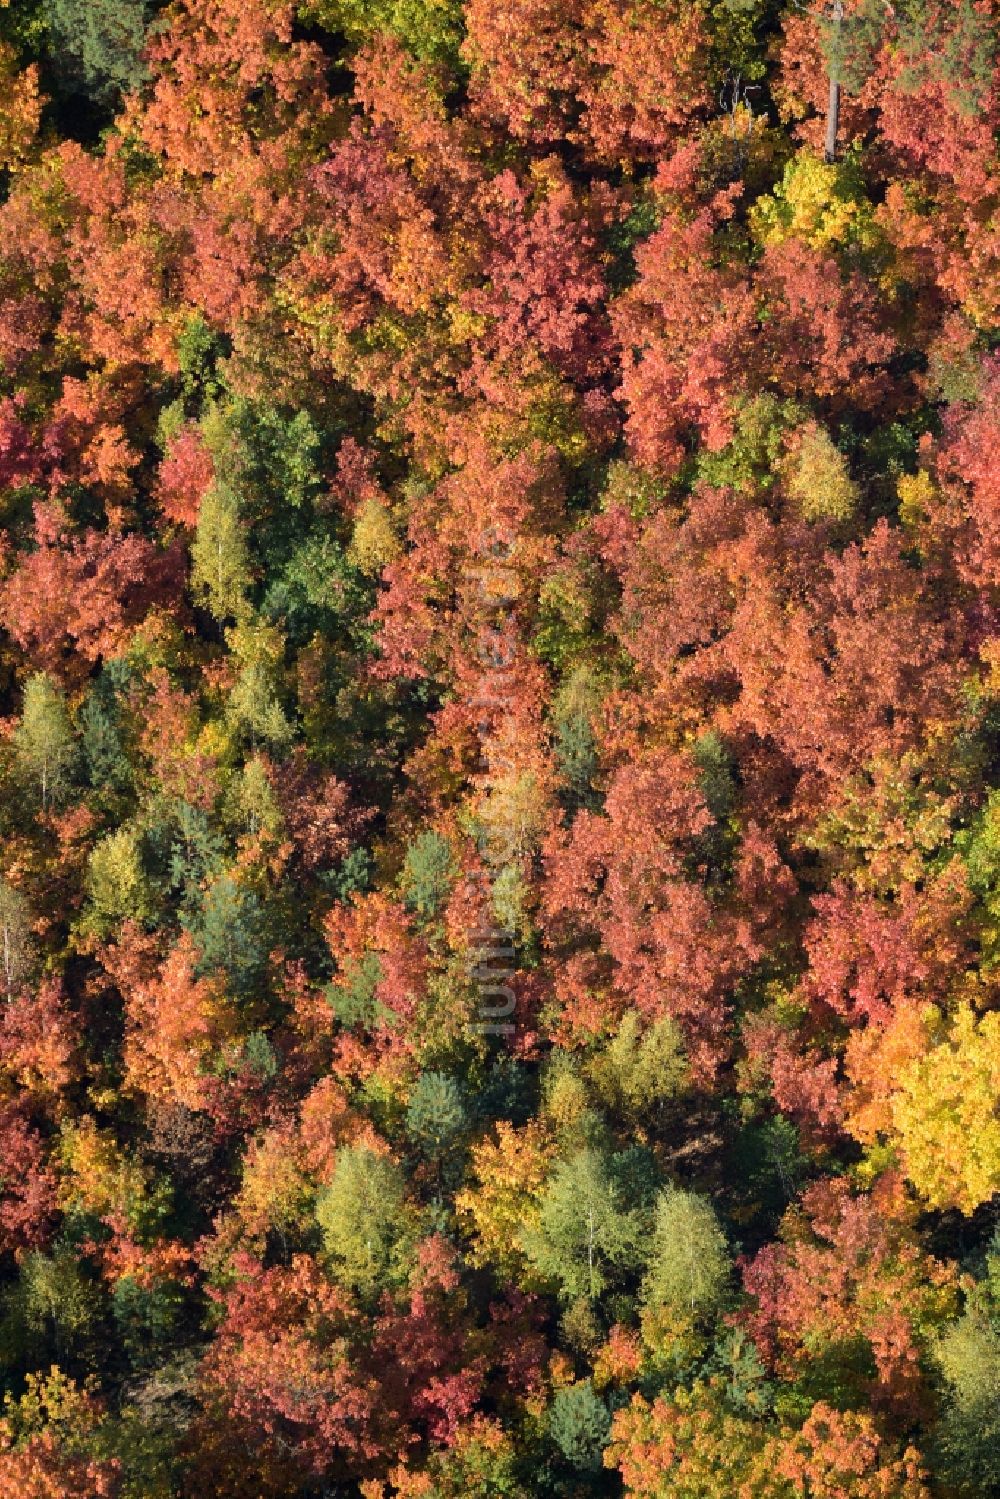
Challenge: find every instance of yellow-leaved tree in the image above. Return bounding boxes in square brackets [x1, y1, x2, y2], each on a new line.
[889, 1005, 1000, 1214]
[846, 1002, 1000, 1214]
[455, 1119, 554, 1279]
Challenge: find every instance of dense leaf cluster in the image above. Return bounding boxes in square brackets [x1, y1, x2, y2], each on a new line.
[0, 0, 998, 1494]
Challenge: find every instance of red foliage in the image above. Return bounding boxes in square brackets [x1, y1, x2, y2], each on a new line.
[0, 398, 43, 493]
[157, 427, 215, 529]
[756, 239, 897, 412]
[580, 0, 710, 164]
[371, 1237, 545, 1445]
[0, 1104, 58, 1257]
[459, 169, 611, 384]
[0, 505, 183, 680]
[614, 199, 756, 474]
[800, 872, 972, 1029]
[463, 0, 588, 145]
[200, 1253, 381, 1480]
[741, 1176, 957, 1418]
[543, 745, 758, 1076]
[0, 978, 81, 1108]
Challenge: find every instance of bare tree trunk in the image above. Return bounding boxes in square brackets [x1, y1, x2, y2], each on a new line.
[824, 0, 844, 163]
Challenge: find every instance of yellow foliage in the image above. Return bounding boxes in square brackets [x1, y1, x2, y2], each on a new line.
[58, 1119, 153, 1228]
[348, 498, 402, 575]
[751, 150, 880, 255]
[227, 618, 285, 674]
[385, 1417, 521, 1499]
[478, 366, 591, 464]
[783, 421, 858, 524]
[541, 1056, 591, 1137]
[802, 755, 959, 898]
[236, 1128, 312, 1240]
[194, 717, 234, 767]
[455, 1119, 555, 1276]
[639, 1301, 706, 1367]
[897, 470, 936, 532]
[446, 305, 488, 345]
[3, 1367, 98, 1445]
[476, 768, 551, 865]
[845, 1003, 931, 1146]
[0, 44, 42, 173]
[84, 827, 152, 935]
[890, 1005, 1000, 1214]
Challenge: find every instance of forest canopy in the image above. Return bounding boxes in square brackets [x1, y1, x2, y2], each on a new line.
[0, 0, 999, 1494]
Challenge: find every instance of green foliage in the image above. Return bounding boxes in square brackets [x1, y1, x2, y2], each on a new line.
[783, 423, 859, 524]
[605, 199, 662, 295]
[692, 729, 740, 875]
[14, 672, 76, 811]
[547, 1380, 611, 1472]
[19, 1245, 102, 1362]
[490, 863, 534, 949]
[810, 0, 995, 116]
[43, 0, 153, 106]
[224, 755, 282, 840]
[0, 875, 31, 995]
[696, 394, 791, 497]
[190, 482, 252, 623]
[232, 403, 324, 511]
[322, 845, 374, 902]
[816, 0, 888, 91]
[522, 1148, 647, 1303]
[316, 1144, 415, 1297]
[706, 1326, 774, 1416]
[264, 533, 373, 648]
[203, 398, 329, 586]
[588, 1011, 688, 1121]
[401, 830, 455, 919]
[0, 0, 48, 58]
[932, 1310, 1000, 1494]
[894, 0, 996, 116]
[533, 564, 604, 675]
[189, 874, 267, 992]
[552, 667, 600, 805]
[693, 731, 738, 824]
[958, 790, 1000, 966]
[642, 1188, 731, 1321]
[727, 1114, 807, 1225]
[475, 1054, 534, 1127]
[152, 799, 225, 920]
[601, 459, 669, 521]
[242, 1029, 279, 1081]
[176, 312, 226, 405]
[226, 662, 294, 752]
[541, 1052, 596, 1148]
[79, 665, 135, 804]
[112, 1274, 184, 1368]
[0, 877, 33, 993]
[302, 0, 465, 67]
[103, 1401, 184, 1499]
[707, 0, 781, 84]
[406, 1069, 468, 1156]
[326, 951, 386, 1027]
